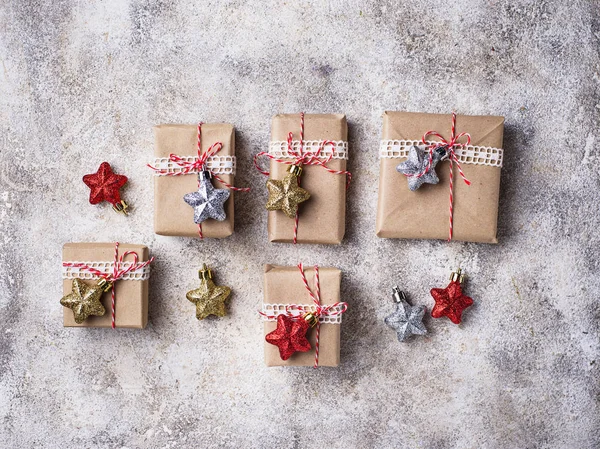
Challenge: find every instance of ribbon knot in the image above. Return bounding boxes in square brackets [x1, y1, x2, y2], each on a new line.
[62, 242, 155, 328]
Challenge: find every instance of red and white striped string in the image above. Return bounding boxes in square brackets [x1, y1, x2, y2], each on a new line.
[254, 113, 352, 244]
[148, 122, 250, 239]
[403, 112, 472, 241]
[62, 242, 155, 328]
[259, 263, 348, 368]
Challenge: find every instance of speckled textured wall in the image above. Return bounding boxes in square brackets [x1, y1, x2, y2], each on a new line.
[1, 1, 599, 448]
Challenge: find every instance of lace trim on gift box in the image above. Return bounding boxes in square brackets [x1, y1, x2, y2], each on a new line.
[379, 140, 503, 167]
[62, 261, 151, 280]
[269, 140, 349, 160]
[150, 155, 237, 176]
[260, 303, 344, 324]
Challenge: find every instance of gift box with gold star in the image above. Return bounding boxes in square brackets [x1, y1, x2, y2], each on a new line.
[61, 243, 152, 328]
[263, 114, 350, 244]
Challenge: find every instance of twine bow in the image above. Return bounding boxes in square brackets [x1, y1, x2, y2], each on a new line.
[254, 112, 352, 244]
[260, 263, 348, 368]
[406, 112, 472, 241]
[62, 242, 155, 328]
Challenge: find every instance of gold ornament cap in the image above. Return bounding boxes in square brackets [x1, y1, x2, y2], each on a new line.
[287, 164, 303, 177]
[303, 312, 319, 327]
[97, 278, 113, 292]
[450, 268, 465, 284]
[199, 263, 213, 281]
[112, 200, 129, 215]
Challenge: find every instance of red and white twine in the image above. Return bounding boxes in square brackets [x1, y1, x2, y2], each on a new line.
[254, 113, 352, 244]
[259, 263, 348, 368]
[62, 242, 155, 328]
[148, 122, 250, 239]
[404, 112, 472, 241]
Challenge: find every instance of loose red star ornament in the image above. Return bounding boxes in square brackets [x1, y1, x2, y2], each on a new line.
[83, 162, 129, 215]
[265, 314, 314, 360]
[430, 268, 473, 324]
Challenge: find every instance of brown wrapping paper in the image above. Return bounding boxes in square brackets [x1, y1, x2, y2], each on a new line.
[376, 112, 505, 243]
[263, 265, 342, 367]
[62, 243, 149, 328]
[154, 123, 235, 238]
[268, 114, 348, 244]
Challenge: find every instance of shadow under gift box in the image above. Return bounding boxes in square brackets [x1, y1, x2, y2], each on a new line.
[62, 243, 150, 329]
[263, 265, 342, 367]
[267, 114, 348, 244]
[153, 123, 235, 238]
[376, 112, 505, 243]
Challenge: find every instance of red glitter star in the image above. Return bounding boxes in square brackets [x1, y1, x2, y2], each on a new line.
[430, 280, 473, 324]
[83, 162, 128, 206]
[265, 314, 312, 360]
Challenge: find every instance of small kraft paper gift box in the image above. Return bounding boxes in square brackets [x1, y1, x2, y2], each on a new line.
[376, 111, 505, 243]
[150, 123, 247, 238]
[261, 264, 347, 367]
[256, 113, 351, 244]
[61, 242, 153, 329]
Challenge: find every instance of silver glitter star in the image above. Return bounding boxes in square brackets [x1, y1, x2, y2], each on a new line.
[396, 145, 446, 191]
[384, 287, 427, 342]
[183, 171, 230, 224]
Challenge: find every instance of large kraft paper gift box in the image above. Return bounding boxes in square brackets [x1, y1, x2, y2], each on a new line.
[152, 123, 236, 238]
[62, 243, 150, 328]
[267, 114, 349, 244]
[262, 265, 344, 367]
[376, 112, 505, 243]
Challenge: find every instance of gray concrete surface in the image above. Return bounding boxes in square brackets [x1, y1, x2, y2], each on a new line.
[1, 1, 599, 448]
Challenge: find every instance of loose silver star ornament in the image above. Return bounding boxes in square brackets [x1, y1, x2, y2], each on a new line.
[183, 171, 230, 224]
[384, 287, 427, 342]
[396, 145, 447, 191]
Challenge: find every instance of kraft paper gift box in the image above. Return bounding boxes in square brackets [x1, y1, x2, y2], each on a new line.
[152, 123, 236, 238]
[376, 112, 505, 243]
[262, 264, 344, 367]
[267, 114, 349, 244]
[62, 243, 150, 329]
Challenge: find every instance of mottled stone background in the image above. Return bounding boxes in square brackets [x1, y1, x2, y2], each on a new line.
[1, 1, 599, 448]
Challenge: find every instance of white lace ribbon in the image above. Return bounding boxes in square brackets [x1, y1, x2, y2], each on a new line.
[260, 303, 344, 324]
[269, 140, 348, 160]
[379, 140, 503, 167]
[62, 261, 151, 281]
[150, 155, 236, 176]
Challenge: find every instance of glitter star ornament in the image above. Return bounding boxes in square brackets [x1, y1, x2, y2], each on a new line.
[183, 171, 230, 224]
[384, 287, 427, 342]
[60, 278, 111, 323]
[265, 164, 310, 218]
[186, 264, 231, 320]
[83, 162, 129, 214]
[265, 314, 316, 360]
[396, 145, 447, 191]
[430, 268, 474, 324]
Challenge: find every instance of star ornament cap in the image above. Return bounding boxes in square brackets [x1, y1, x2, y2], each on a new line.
[396, 145, 446, 191]
[265, 314, 312, 360]
[384, 287, 427, 342]
[83, 162, 129, 214]
[186, 264, 232, 320]
[430, 269, 474, 324]
[183, 171, 230, 224]
[60, 278, 110, 324]
[265, 165, 310, 219]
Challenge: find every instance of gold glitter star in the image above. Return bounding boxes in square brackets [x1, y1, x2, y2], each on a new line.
[186, 278, 232, 320]
[60, 278, 107, 324]
[265, 172, 310, 219]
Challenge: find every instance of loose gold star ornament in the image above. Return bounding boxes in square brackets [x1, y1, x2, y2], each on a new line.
[186, 264, 232, 320]
[265, 164, 310, 218]
[60, 278, 111, 323]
